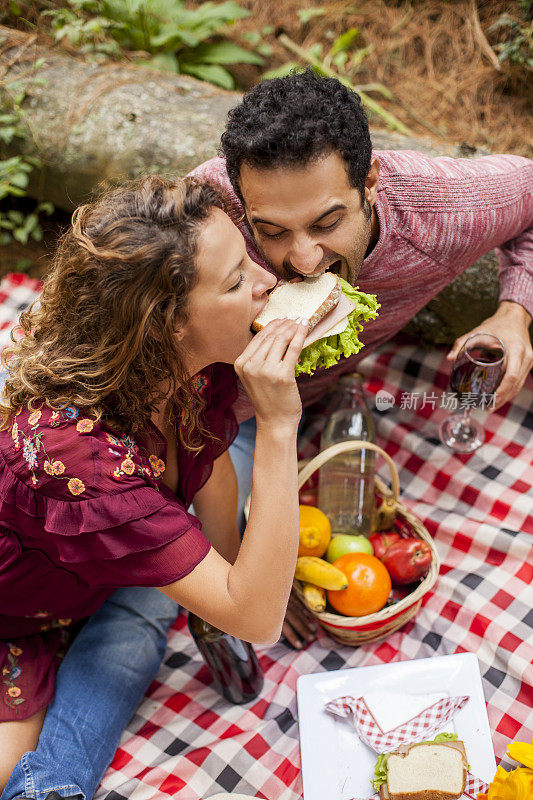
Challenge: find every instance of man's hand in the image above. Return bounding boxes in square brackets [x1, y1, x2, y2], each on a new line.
[446, 301, 533, 410]
[281, 591, 318, 649]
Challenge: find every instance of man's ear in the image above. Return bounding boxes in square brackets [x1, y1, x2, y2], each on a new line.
[365, 158, 380, 207]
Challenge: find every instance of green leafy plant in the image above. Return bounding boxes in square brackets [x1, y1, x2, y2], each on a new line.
[263, 32, 409, 135]
[45, 0, 264, 88]
[488, 1, 533, 72]
[0, 66, 54, 248]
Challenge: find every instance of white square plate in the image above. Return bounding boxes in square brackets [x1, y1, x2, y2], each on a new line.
[296, 652, 496, 800]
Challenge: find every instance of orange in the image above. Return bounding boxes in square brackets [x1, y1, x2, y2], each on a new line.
[327, 552, 391, 617]
[298, 505, 332, 557]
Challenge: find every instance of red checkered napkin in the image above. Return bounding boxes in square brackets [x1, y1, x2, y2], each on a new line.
[325, 694, 489, 799]
[325, 694, 469, 751]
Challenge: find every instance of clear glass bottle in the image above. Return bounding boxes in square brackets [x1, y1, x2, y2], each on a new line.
[188, 613, 264, 704]
[318, 373, 376, 537]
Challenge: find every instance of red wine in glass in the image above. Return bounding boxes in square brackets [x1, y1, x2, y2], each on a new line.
[439, 333, 506, 452]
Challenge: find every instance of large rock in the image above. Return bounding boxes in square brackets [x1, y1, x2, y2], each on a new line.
[0, 26, 239, 209]
[1, 27, 523, 344]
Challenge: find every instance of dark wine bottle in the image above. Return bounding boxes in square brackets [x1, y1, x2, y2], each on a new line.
[188, 613, 264, 704]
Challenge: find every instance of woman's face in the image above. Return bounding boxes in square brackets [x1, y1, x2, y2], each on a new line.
[179, 207, 276, 373]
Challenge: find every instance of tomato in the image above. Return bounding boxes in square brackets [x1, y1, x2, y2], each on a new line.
[382, 538, 432, 585]
[327, 552, 392, 617]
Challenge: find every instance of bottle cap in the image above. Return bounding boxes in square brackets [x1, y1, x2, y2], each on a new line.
[339, 372, 364, 385]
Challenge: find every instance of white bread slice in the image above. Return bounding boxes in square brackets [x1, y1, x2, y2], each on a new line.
[380, 742, 467, 800]
[252, 273, 340, 334]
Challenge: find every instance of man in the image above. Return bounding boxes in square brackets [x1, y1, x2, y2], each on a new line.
[190, 68, 532, 527]
[4, 70, 531, 800]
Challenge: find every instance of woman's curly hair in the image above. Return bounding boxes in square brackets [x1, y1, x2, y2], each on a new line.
[221, 68, 372, 207]
[0, 174, 224, 451]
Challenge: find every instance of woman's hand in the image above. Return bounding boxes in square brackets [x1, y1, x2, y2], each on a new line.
[234, 318, 308, 431]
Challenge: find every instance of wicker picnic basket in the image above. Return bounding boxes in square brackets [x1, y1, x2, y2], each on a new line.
[293, 441, 440, 646]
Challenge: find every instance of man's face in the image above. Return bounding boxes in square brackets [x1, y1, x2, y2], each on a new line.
[239, 152, 379, 284]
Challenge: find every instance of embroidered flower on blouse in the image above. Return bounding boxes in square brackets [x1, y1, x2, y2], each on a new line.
[11, 420, 18, 442]
[64, 406, 79, 420]
[121, 434, 138, 453]
[76, 418, 94, 433]
[149, 454, 166, 478]
[67, 478, 85, 496]
[121, 458, 135, 475]
[28, 409, 42, 426]
[3, 643, 25, 712]
[105, 433, 123, 447]
[22, 439, 38, 469]
[45, 459, 66, 476]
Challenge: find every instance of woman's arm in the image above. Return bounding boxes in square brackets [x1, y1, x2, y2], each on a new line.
[158, 318, 307, 646]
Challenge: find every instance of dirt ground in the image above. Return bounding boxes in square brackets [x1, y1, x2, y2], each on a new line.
[1, 0, 531, 280]
[226, 0, 532, 158]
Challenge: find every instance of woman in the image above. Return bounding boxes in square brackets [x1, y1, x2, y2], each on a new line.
[0, 175, 308, 791]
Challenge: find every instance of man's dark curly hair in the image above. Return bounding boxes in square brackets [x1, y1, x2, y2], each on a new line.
[221, 68, 372, 206]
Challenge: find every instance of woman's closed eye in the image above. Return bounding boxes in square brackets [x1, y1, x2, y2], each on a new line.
[228, 272, 245, 291]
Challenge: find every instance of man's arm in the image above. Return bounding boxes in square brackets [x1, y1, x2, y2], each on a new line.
[443, 154, 533, 407]
[192, 450, 240, 564]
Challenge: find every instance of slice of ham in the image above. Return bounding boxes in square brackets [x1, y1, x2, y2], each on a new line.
[303, 293, 356, 346]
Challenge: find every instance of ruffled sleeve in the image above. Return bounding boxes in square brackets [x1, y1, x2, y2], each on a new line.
[177, 363, 238, 505]
[0, 405, 211, 589]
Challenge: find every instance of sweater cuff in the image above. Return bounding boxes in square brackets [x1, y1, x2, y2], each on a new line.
[499, 272, 533, 319]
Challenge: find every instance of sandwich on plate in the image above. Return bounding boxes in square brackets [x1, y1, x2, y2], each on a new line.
[252, 273, 379, 376]
[373, 733, 467, 800]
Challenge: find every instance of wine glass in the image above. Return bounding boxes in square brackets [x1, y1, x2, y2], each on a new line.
[439, 332, 506, 453]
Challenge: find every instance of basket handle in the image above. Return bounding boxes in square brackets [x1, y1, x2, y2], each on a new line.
[297, 441, 400, 502]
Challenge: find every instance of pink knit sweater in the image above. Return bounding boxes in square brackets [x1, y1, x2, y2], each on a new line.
[190, 151, 533, 420]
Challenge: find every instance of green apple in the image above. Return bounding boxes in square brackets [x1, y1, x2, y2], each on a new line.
[325, 533, 373, 563]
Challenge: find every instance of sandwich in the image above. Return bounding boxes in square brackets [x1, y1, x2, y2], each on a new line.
[252, 273, 379, 376]
[373, 734, 467, 800]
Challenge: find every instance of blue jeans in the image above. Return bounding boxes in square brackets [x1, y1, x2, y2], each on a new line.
[1, 589, 178, 800]
[1, 420, 258, 800]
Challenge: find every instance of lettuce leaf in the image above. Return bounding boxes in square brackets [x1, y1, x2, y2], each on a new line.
[295, 277, 380, 377]
[371, 733, 458, 791]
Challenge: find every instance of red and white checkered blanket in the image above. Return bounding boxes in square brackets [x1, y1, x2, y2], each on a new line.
[1, 274, 531, 800]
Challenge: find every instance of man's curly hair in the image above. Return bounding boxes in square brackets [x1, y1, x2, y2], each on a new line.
[221, 68, 372, 205]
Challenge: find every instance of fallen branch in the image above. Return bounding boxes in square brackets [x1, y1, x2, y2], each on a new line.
[276, 33, 413, 137]
[470, 0, 501, 72]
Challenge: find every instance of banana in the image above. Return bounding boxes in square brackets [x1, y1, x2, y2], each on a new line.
[301, 582, 327, 613]
[295, 556, 348, 590]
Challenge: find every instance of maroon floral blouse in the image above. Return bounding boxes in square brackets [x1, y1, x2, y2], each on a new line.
[0, 363, 238, 720]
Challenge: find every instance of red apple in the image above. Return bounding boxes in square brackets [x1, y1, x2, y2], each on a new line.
[368, 531, 401, 561]
[382, 538, 432, 585]
[299, 488, 318, 506]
